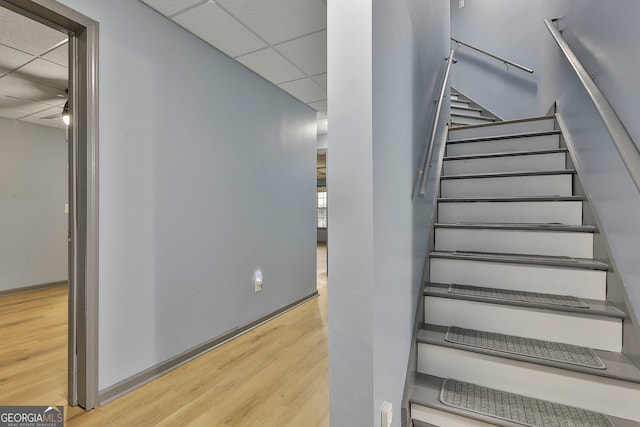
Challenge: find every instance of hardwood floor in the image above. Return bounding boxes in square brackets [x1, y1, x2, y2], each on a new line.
[0, 244, 329, 426]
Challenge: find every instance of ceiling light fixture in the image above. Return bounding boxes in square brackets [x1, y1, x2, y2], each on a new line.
[62, 101, 70, 126]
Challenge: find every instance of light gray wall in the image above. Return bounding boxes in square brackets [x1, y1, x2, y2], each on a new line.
[57, 0, 317, 390]
[328, 0, 449, 425]
[0, 117, 67, 292]
[540, 1, 640, 332]
[450, 0, 542, 119]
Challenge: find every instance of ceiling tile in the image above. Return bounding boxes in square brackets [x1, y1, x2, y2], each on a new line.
[13, 58, 68, 91]
[0, 7, 67, 55]
[236, 48, 305, 84]
[308, 100, 327, 114]
[41, 43, 68, 67]
[311, 73, 327, 90]
[19, 105, 66, 129]
[0, 75, 66, 104]
[173, 1, 267, 57]
[278, 78, 326, 103]
[216, 0, 326, 45]
[275, 30, 326, 76]
[0, 95, 51, 119]
[140, 0, 202, 17]
[0, 44, 34, 75]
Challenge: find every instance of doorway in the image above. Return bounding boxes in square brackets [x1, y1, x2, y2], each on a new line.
[0, 0, 98, 409]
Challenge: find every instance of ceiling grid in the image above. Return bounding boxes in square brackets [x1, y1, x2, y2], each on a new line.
[0, 6, 68, 129]
[141, 0, 327, 129]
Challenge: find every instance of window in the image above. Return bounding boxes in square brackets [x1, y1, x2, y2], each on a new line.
[317, 186, 327, 228]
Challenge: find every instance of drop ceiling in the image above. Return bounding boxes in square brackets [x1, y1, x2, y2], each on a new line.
[0, 6, 68, 129]
[140, 0, 327, 133]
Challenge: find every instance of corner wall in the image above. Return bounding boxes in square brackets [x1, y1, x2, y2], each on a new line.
[540, 0, 640, 354]
[0, 117, 67, 292]
[57, 0, 317, 391]
[328, 0, 449, 425]
[450, 0, 542, 119]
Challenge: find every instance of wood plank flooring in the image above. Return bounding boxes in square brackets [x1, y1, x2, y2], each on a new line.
[0, 244, 329, 426]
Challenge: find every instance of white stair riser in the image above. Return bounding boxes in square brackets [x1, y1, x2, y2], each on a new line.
[443, 152, 566, 175]
[449, 118, 555, 140]
[451, 94, 459, 101]
[441, 174, 573, 198]
[451, 100, 471, 108]
[447, 134, 560, 156]
[411, 404, 496, 427]
[452, 107, 482, 117]
[417, 344, 640, 421]
[452, 115, 496, 125]
[423, 297, 621, 351]
[438, 201, 583, 225]
[430, 258, 606, 300]
[434, 228, 593, 258]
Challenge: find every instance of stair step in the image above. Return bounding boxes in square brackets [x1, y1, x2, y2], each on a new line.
[448, 115, 555, 140]
[434, 223, 593, 258]
[417, 342, 640, 420]
[451, 113, 497, 126]
[440, 170, 574, 198]
[430, 250, 608, 270]
[447, 131, 561, 156]
[451, 100, 471, 108]
[418, 324, 640, 383]
[437, 196, 584, 225]
[429, 253, 606, 300]
[452, 106, 483, 117]
[443, 149, 568, 175]
[425, 283, 623, 318]
[410, 375, 640, 427]
[424, 295, 621, 351]
[435, 222, 595, 232]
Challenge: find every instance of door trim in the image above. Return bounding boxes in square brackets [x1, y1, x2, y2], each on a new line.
[0, 0, 99, 410]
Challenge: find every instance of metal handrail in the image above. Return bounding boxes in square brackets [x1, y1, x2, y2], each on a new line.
[413, 49, 455, 200]
[544, 18, 640, 193]
[451, 37, 534, 74]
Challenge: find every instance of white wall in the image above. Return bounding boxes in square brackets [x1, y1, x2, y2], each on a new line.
[0, 117, 67, 292]
[540, 0, 640, 337]
[56, 0, 317, 390]
[450, 0, 542, 119]
[328, 0, 449, 425]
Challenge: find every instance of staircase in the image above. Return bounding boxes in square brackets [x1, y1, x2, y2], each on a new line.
[408, 108, 640, 426]
[450, 90, 499, 127]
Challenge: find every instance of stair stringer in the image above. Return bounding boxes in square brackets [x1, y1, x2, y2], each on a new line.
[557, 113, 640, 370]
[401, 124, 449, 427]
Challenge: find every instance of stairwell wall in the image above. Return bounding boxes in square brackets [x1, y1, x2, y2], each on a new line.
[450, 0, 543, 120]
[540, 0, 640, 357]
[328, 0, 449, 425]
[54, 0, 317, 391]
[0, 118, 67, 292]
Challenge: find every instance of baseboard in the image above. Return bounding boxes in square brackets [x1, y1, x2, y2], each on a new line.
[0, 280, 67, 297]
[98, 290, 319, 405]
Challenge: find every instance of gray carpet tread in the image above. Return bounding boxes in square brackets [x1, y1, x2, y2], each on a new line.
[440, 378, 614, 426]
[430, 250, 609, 271]
[411, 374, 640, 427]
[425, 283, 625, 318]
[418, 324, 640, 384]
[434, 222, 595, 233]
[446, 326, 605, 369]
[444, 148, 568, 161]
